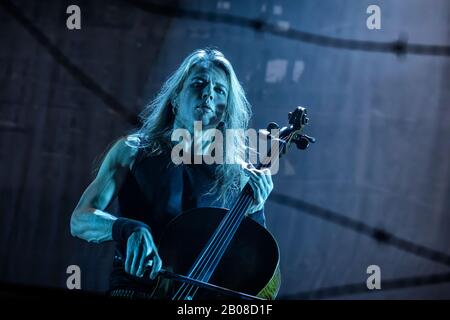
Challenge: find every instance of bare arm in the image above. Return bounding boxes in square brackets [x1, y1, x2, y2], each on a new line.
[70, 137, 162, 279]
[70, 137, 137, 243]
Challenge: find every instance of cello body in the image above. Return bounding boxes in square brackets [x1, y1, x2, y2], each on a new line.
[151, 207, 281, 299]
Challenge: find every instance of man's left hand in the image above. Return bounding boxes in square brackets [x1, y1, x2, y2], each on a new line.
[243, 164, 274, 214]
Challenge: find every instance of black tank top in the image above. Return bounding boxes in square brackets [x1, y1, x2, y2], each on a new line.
[109, 149, 266, 291]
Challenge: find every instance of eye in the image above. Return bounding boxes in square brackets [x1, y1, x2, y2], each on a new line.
[215, 87, 226, 95]
[191, 79, 205, 88]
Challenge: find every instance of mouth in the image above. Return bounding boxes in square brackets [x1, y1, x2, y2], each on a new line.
[196, 104, 213, 112]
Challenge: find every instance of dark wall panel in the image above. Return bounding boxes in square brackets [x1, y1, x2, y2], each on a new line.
[0, 0, 449, 298]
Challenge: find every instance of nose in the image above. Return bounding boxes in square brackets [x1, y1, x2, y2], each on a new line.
[201, 83, 214, 101]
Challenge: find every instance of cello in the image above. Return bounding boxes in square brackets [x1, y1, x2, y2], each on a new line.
[141, 106, 315, 300]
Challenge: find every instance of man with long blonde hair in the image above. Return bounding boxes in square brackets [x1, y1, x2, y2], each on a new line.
[70, 48, 273, 299]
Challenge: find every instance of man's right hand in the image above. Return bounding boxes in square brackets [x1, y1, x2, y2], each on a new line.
[124, 227, 162, 280]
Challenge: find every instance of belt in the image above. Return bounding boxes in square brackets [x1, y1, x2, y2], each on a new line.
[109, 288, 154, 300]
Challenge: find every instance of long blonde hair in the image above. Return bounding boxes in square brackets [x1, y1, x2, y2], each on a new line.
[131, 48, 252, 206]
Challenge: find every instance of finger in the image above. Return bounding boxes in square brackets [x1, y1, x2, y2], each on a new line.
[248, 178, 263, 204]
[249, 168, 271, 185]
[142, 246, 156, 266]
[247, 172, 263, 188]
[267, 173, 274, 191]
[262, 175, 271, 195]
[243, 167, 258, 180]
[251, 169, 263, 178]
[253, 167, 270, 176]
[130, 244, 143, 276]
[125, 249, 134, 274]
[257, 188, 264, 204]
[137, 247, 151, 278]
[250, 173, 267, 196]
[150, 253, 163, 280]
[247, 177, 257, 197]
[259, 173, 271, 190]
[258, 171, 272, 194]
[244, 162, 264, 174]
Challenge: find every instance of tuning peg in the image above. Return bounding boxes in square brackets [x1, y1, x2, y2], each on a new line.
[304, 134, 316, 143]
[293, 134, 316, 150]
[295, 137, 310, 150]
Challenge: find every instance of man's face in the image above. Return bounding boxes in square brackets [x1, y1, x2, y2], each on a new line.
[174, 63, 229, 130]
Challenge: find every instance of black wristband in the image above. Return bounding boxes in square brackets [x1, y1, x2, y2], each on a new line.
[112, 217, 150, 243]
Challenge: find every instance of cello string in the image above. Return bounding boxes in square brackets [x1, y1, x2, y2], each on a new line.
[194, 131, 299, 294]
[173, 191, 250, 299]
[174, 132, 294, 299]
[191, 191, 252, 277]
[178, 133, 292, 299]
[174, 195, 249, 300]
[187, 131, 292, 280]
[175, 188, 255, 299]
[174, 133, 293, 300]
[189, 191, 249, 277]
[174, 190, 251, 299]
[183, 195, 253, 299]
[191, 134, 294, 285]
[196, 196, 252, 283]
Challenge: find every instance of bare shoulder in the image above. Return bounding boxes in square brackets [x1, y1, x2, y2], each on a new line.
[103, 135, 141, 171]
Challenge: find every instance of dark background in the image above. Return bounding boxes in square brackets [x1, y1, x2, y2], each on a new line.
[0, 0, 449, 299]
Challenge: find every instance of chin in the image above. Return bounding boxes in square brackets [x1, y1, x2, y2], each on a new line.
[192, 116, 215, 129]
